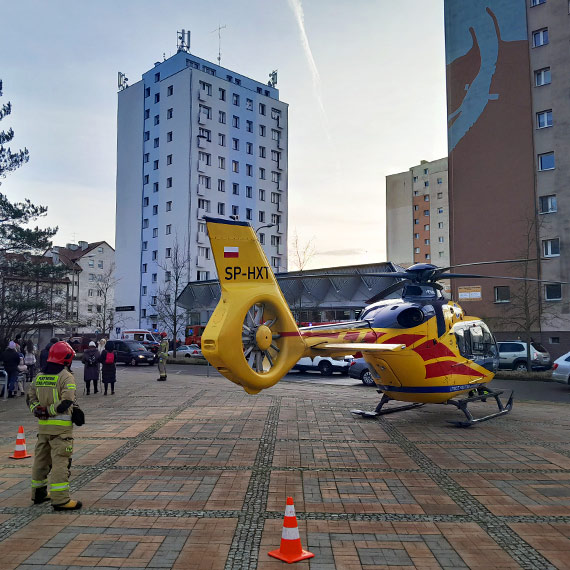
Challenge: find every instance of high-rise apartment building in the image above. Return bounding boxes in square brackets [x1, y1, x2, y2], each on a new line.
[115, 45, 288, 331]
[386, 158, 449, 268]
[445, 0, 570, 354]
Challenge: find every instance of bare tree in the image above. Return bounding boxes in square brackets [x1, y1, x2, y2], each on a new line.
[289, 229, 316, 271]
[153, 238, 190, 357]
[91, 263, 118, 338]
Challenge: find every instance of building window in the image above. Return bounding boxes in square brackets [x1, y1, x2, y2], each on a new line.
[232, 93, 240, 106]
[246, 208, 252, 220]
[167, 85, 173, 96]
[259, 167, 266, 180]
[545, 283, 561, 301]
[144, 153, 149, 163]
[218, 133, 226, 146]
[246, 186, 252, 198]
[423, 210, 430, 216]
[154, 137, 159, 148]
[259, 103, 266, 115]
[414, 247, 420, 254]
[232, 116, 240, 128]
[233, 183, 239, 195]
[154, 114, 159, 126]
[424, 224, 430, 231]
[198, 128, 211, 141]
[167, 131, 173, 142]
[423, 195, 429, 202]
[166, 201, 172, 211]
[141, 264, 147, 273]
[259, 125, 266, 136]
[414, 219, 419, 225]
[246, 142, 253, 155]
[218, 179, 226, 192]
[246, 120, 253, 133]
[437, 208, 444, 214]
[166, 177, 173, 188]
[151, 250, 157, 261]
[199, 175, 211, 189]
[271, 257, 280, 268]
[151, 273, 157, 283]
[232, 138, 239, 151]
[424, 181, 429, 187]
[167, 154, 172, 165]
[246, 164, 253, 176]
[143, 175, 149, 185]
[414, 233, 419, 239]
[198, 247, 210, 259]
[141, 286, 147, 295]
[88, 259, 94, 267]
[232, 205, 239, 217]
[165, 248, 171, 258]
[143, 218, 149, 228]
[152, 205, 158, 215]
[199, 81, 212, 95]
[197, 200, 210, 212]
[152, 228, 158, 237]
[259, 211, 265, 223]
[539, 194, 557, 214]
[424, 239, 430, 245]
[259, 189, 265, 201]
[167, 108, 173, 119]
[536, 110, 552, 129]
[437, 178, 443, 184]
[154, 93, 160, 103]
[538, 152, 555, 171]
[494, 286, 510, 303]
[530, 0, 546, 5]
[153, 182, 159, 193]
[87, 304, 93, 313]
[437, 192, 443, 199]
[438, 236, 444, 243]
[219, 110, 226, 124]
[218, 202, 225, 215]
[543, 238, 560, 257]
[532, 28, 548, 47]
[413, 176, 418, 182]
[232, 160, 239, 173]
[535, 67, 551, 86]
[259, 233, 265, 244]
[144, 108, 150, 119]
[219, 88, 226, 101]
[165, 224, 172, 234]
[218, 156, 225, 169]
[153, 159, 159, 170]
[144, 87, 150, 98]
[425, 254, 430, 260]
[154, 72, 160, 82]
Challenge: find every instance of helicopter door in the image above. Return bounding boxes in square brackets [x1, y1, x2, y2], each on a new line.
[365, 358, 402, 388]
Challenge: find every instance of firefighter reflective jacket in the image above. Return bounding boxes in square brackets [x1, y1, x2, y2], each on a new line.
[28, 369, 76, 435]
[158, 339, 169, 359]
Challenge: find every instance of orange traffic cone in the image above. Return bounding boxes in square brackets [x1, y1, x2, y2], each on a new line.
[10, 426, 31, 459]
[268, 497, 314, 564]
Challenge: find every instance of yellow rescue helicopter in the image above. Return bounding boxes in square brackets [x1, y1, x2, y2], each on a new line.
[200, 217, 559, 426]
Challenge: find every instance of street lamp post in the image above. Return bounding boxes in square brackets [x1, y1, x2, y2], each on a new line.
[255, 223, 275, 235]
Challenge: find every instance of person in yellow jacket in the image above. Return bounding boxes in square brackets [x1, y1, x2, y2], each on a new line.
[157, 332, 169, 381]
[27, 341, 82, 511]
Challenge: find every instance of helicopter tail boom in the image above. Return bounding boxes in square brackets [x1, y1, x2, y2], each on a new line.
[201, 217, 307, 394]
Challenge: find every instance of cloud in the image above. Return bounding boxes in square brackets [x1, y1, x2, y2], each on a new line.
[316, 248, 368, 257]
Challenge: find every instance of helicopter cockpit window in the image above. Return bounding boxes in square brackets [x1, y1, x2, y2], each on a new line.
[470, 326, 485, 355]
[455, 328, 467, 357]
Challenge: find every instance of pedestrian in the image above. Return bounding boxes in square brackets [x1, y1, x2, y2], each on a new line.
[99, 340, 117, 395]
[39, 337, 60, 372]
[1, 341, 21, 397]
[81, 341, 100, 395]
[24, 339, 37, 383]
[157, 332, 169, 381]
[27, 341, 82, 510]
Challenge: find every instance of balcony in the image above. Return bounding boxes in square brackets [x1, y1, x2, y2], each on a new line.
[197, 182, 207, 196]
[197, 232, 207, 244]
[197, 135, 209, 149]
[198, 111, 208, 125]
[198, 89, 207, 102]
[197, 160, 208, 173]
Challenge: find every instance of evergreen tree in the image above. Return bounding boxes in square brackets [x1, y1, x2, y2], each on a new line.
[0, 78, 57, 253]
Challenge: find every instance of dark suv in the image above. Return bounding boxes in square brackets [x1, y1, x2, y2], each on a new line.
[113, 340, 156, 366]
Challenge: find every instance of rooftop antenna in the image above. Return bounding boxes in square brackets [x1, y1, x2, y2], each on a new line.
[211, 24, 227, 64]
[118, 71, 129, 91]
[177, 29, 191, 53]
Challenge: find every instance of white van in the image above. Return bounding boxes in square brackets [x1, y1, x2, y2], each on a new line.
[120, 329, 160, 353]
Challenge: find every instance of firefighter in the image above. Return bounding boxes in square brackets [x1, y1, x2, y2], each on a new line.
[27, 341, 82, 511]
[157, 332, 169, 381]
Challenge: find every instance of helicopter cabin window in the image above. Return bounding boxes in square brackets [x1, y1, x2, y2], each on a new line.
[455, 328, 469, 357]
[545, 283, 561, 301]
[494, 286, 510, 303]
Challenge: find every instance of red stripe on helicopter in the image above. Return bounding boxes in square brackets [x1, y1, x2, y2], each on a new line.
[413, 340, 456, 361]
[280, 331, 302, 337]
[363, 331, 379, 343]
[299, 331, 340, 338]
[424, 361, 481, 379]
[385, 334, 424, 347]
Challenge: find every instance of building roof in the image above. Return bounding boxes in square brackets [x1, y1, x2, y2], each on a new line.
[48, 241, 115, 271]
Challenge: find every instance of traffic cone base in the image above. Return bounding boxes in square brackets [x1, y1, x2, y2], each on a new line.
[268, 497, 314, 563]
[10, 426, 31, 459]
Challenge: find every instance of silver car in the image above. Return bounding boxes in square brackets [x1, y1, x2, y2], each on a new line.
[348, 357, 375, 386]
[497, 341, 551, 371]
[551, 351, 570, 384]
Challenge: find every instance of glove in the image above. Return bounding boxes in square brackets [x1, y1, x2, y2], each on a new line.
[33, 406, 49, 420]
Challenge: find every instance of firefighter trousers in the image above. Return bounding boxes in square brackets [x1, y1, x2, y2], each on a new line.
[31, 433, 73, 506]
[158, 357, 167, 378]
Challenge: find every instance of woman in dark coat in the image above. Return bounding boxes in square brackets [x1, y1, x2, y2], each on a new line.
[99, 340, 117, 395]
[81, 341, 100, 395]
[1, 341, 21, 397]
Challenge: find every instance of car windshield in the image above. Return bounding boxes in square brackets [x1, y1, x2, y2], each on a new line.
[532, 342, 547, 352]
[125, 342, 146, 351]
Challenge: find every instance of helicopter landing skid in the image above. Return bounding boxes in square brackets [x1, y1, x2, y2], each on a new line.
[351, 393, 425, 418]
[446, 387, 514, 428]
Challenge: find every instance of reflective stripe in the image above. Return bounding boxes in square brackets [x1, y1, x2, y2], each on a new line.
[49, 404, 56, 416]
[30, 403, 38, 412]
[31, 479, 48, 488]
[66, 384, 76, 389]
[284, 505, 295, 517]
[38, 418, 72, 426]
[50, 482, 69, 491]
[282, 526, 300, 540]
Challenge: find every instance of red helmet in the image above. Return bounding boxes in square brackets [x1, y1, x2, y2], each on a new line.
[160, 332, 167, 338]
[47, 341, 76, 366]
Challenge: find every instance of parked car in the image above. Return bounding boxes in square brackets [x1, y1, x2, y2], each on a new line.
[292, 356, 351, 376]
[348, 357, 376, 386]
[551, 351, 570, 385]
[113, 340, 156, 366]
[496, 341, 551, 371]
[168, 344, 203, 358]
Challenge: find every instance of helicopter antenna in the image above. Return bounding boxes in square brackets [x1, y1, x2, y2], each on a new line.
[211, 24, 227, 64]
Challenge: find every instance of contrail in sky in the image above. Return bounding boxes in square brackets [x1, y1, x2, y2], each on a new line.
[287, 0, 331, 141]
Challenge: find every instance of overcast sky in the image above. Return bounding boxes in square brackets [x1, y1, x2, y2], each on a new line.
[1, 0, 447, 268]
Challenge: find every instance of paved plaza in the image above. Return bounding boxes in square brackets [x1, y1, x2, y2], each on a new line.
[0, 363, 568, 569]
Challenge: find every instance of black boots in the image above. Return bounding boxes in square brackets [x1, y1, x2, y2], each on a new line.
[33, 487, 50, 505]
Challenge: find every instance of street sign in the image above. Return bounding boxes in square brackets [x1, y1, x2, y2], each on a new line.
[116, 306, 135, 312]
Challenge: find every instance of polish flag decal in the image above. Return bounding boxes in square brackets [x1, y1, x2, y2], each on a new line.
[224, 246, 239, 258]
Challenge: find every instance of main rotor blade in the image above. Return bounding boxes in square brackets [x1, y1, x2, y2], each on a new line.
[442, 273, 570, 284]
[275, 272, 409, 280]
[441, 259, 536, 271]
[367, 279, 411, 304]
